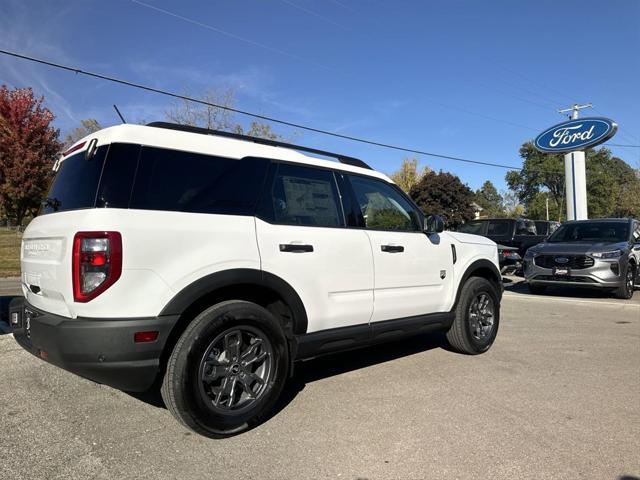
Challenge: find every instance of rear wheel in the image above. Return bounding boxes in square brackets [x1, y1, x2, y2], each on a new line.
[446, 277, 500, 355]
[527, 284, 547, 295]
[161, 300, 289, 438]
[614, 264, 636, 300]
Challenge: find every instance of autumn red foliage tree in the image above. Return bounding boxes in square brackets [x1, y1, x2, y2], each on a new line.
[0, 86, 61, 225]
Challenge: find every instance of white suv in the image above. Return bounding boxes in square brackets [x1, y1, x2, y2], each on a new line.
[9, 122, 502, 438]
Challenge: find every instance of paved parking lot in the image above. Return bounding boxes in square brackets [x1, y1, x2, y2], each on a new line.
[1, 278, 639, 480]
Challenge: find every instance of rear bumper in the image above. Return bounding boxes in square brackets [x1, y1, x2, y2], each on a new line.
[9, 298, 178, 392]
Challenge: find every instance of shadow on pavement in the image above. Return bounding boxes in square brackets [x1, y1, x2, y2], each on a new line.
[128, 332, 448, 420]
[503, 277, 623, 300]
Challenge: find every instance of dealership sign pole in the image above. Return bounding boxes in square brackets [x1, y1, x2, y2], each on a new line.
[534, 108, 617, 221]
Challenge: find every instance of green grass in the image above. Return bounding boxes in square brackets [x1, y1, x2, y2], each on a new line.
[0, 229, 22, 277]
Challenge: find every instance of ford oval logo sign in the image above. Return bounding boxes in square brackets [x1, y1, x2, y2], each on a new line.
[555, 257, 570, 264]
[534, 117, 617, 153]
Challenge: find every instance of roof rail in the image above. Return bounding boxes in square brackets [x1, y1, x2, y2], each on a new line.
[146, 121, 372, 170]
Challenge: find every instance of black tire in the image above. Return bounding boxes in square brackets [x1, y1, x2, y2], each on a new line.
[527, 283, 547, 295]
[614, 263, 636, 300]
[446, 277, 500, 355]
[161, 300, 289, 438]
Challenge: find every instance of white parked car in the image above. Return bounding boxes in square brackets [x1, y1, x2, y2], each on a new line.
[9, 122, 502, 437]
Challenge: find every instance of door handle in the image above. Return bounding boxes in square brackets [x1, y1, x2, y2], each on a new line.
[381, 245, 404, 253]
[279, 243, 314, 253]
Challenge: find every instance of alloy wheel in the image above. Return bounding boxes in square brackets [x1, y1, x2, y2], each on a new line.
[198, 326, 273, 414]
[468, 293, 495, 340]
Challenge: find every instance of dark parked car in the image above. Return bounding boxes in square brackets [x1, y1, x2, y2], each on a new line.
[524, 218, 640, 299]
[497, 245, 522, 275]
[456, 218, 548, 257]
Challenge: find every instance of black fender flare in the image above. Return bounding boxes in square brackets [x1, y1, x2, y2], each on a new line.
[159, 268, 308, 334]
[452, 259, 503, 310]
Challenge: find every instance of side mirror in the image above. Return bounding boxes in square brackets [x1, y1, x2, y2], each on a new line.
[425, 215, 445, 234]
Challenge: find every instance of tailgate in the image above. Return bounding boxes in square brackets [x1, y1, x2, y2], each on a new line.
[21, 214, 77, 318]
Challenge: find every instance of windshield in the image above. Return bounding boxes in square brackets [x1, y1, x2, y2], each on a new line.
[547, 222, 629, 243]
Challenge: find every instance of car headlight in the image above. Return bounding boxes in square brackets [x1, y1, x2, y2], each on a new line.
[591, 250, 623, 259]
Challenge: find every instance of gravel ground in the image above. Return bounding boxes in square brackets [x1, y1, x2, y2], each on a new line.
[0, 278, 638, 480]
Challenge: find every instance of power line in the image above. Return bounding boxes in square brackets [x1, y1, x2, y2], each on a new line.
[606, 143, 640, 148]
[129, 0, 331, 71]
[1, 48, 547, 173]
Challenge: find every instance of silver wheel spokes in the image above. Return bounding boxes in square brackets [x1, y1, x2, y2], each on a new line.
[199, 327, 272, 412]
[627, 269, 634, 294]
[469, 293, 495, 340]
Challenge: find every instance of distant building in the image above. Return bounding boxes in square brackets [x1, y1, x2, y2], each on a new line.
[471, 202, 485, 219]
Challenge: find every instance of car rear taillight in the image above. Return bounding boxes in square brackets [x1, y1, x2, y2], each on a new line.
[72, 232, 122, 302]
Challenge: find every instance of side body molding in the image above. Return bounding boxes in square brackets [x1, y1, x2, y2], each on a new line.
[159, 268, 309, 335]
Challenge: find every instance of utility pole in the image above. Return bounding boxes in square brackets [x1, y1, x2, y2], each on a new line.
[557, 103, 592, 221]
[545, 196, 549, 221]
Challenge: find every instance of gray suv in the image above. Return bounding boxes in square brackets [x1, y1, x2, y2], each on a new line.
[524, 218, 640, 299]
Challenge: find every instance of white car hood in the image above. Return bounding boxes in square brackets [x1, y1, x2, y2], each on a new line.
[447, 231, 497, 247]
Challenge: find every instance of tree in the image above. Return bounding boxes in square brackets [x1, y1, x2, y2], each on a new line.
[166, 88, 237, 131]
[63, 119, 102, 147]
[409, 171, 475, 229]
[474, 180, 504, 217]
[506, 142, 639, 220]
[505, 142, 564, 221]
[0, 86, 61, 225]
[502, 190, 525, 218]
[390, 157, 430, 193]
[165, 87, 289, 141]
[526, 191, 562, 220]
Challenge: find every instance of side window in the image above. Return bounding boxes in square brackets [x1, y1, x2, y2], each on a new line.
[487, 220, 510, 236]
[130, 148, 268, 215]
[516, 220, 537, 235]
[633, 222, 640, 242]
[457, 221, 486, 235]
[96, 143, 140, 209]
[346, 175, 421, 232]
[259, 163, 343, 227]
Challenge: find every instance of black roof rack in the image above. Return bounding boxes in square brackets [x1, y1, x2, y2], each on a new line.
[146, 121, 372, 170]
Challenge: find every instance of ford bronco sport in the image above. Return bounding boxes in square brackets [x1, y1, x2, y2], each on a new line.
[9, 122, 502, 438]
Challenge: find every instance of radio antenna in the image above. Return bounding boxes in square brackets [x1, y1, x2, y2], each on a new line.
[113, 104, 127, 124]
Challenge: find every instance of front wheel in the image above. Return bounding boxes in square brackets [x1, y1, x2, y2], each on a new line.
[161, 300, 289, 438]
[613, 264, 636, 300]
[446, 277, 500, 354]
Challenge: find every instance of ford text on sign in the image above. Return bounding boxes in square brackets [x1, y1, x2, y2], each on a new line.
[534, 117, 617, 153]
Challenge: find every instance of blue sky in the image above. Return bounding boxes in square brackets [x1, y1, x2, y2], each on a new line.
[1, 0, 638, 191]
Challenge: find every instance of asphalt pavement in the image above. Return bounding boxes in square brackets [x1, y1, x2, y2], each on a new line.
[0, 278, 639, 480]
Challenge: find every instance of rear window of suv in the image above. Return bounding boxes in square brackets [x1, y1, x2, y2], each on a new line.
[42, 143, 269, 216]
[42, 145, 109, 214]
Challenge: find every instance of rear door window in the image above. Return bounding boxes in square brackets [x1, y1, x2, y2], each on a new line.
[130, 147, 269, 215]
[258, 163, 343, 227]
